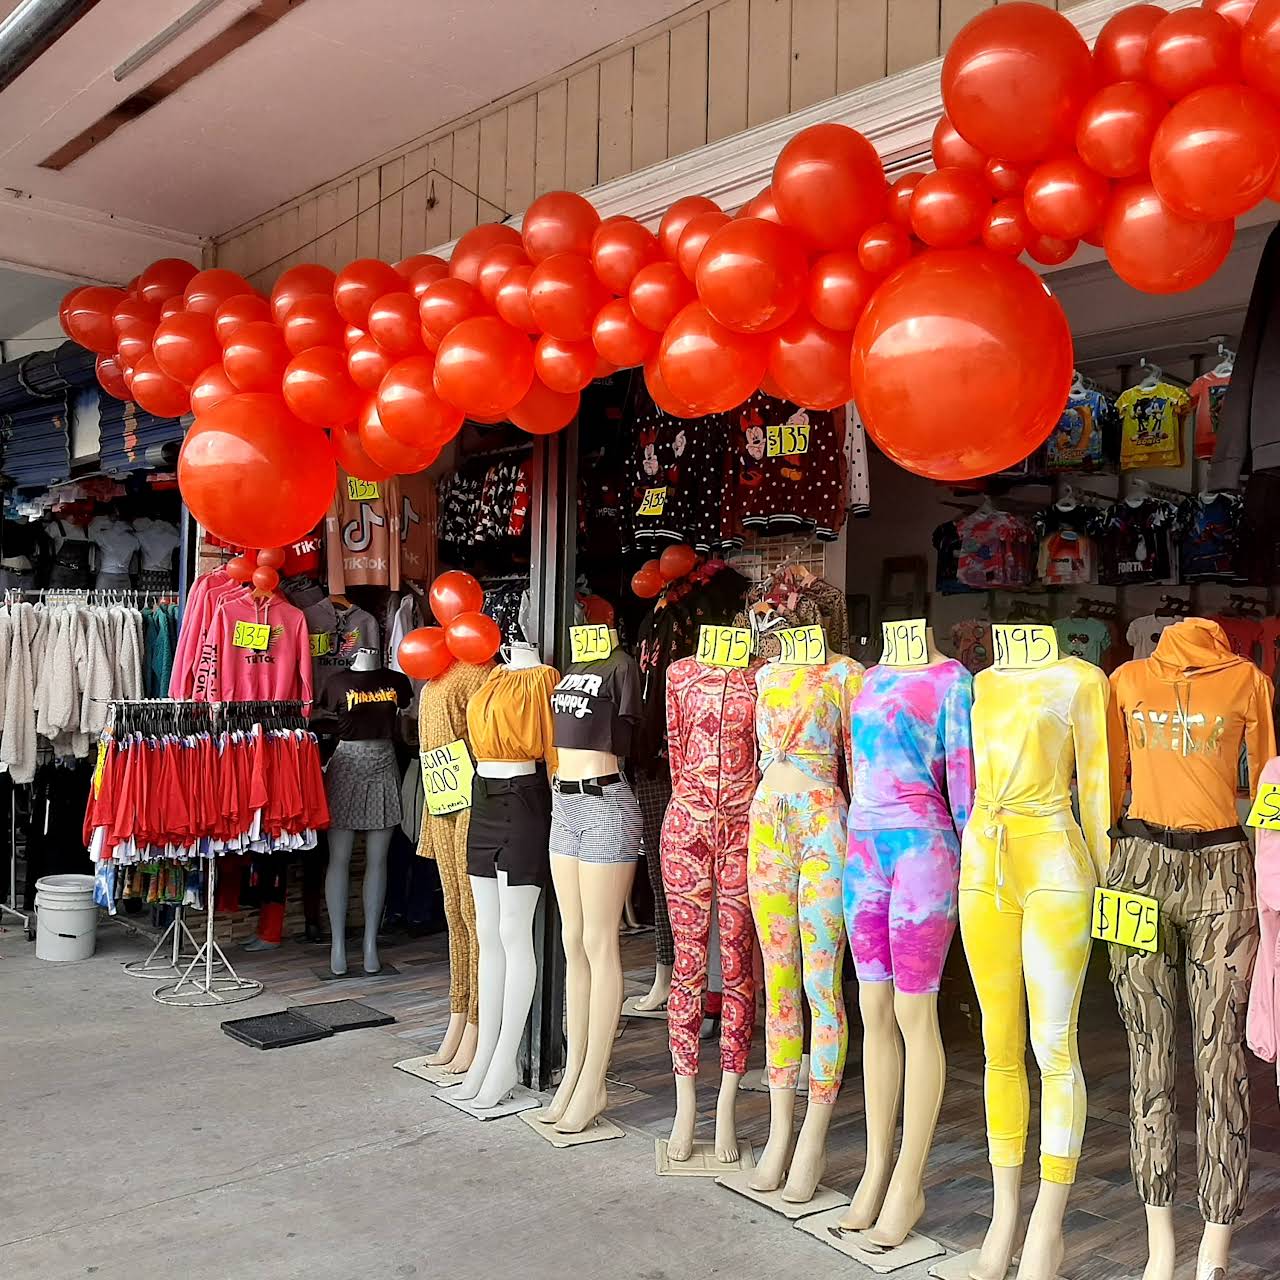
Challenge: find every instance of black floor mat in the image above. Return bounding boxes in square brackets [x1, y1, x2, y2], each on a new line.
[287, 999, 395, 1032]
[221, 1010, 335, 1050]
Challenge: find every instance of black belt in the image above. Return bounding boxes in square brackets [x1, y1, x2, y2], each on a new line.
[1115, 817, 1247, 851]
[554, 773, 621, 796]
[474, 772, 542, 798]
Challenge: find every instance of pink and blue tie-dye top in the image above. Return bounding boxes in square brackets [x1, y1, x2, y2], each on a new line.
[849, 658, 974, 834]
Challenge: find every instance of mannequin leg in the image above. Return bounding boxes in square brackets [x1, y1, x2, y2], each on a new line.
[451, 811, 480, 1071]
[556, 860, 635, 1133]
[452, 876, 504, 1102]
[537, 853, 591, 1124]
[324, 829, 356, 976]
[841, 983, 901, 1230]
[1197, 1223, 1232, 1280]
[714, 811, 754, 1162]
[424, 811, 468, 1064]
[361, 828, 392, 973]
[636, 769, 675, 1010]
[1142, 1206, 1176, 1280]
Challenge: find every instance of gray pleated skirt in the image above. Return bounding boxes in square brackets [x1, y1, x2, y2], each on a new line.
[324, 739, 402, 831]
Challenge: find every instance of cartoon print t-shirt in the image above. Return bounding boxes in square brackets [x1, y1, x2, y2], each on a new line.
[1053, 616, 1113, 668]
[1118, 382, 1188, 470]
[1047, 387, 1116, 472]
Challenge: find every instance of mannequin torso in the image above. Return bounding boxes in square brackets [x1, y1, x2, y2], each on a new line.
[476, 643, 543, 779]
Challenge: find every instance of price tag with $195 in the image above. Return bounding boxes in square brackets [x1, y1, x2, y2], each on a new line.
[992, 624, 1059, 669]
[881, 619, 928, 667]
[777, 625, 826, 665]
[696, 625, 751, 669]
[1092, 887, 1159, 952]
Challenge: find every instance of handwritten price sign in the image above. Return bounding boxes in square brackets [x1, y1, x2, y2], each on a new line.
[232, 620, 271, 651]
[766, 420, 810, 457]
[569, 624, 613, 664]
[422, 740, 475, 817]
[346, 477, 381, 501]
[882, 619, 928, 667]
[1247, 782, 1280, 831]
[1092, 887, 1159, 952]
[777, 625, 827, 666]
[637, 486, 666, 516]
[696, 625, 751, 669]
[992, 624, 1059, 670]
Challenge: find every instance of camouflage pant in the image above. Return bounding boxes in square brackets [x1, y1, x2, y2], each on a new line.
[1107, 834, 1259, 1224]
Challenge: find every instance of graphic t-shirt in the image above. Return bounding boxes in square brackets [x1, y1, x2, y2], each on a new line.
[951, 620, 994, 674]
[932, 520, 977, 595]
[325, 470, 402, 592]
[1035, 505, 1099, 586]
[281, 525, 323, 579]
[1118, 381, 1189, 470]
[1097, 499, 1176, 586]
[298, 595, 381, 706]
[955, 510, 1036, 588]
[1189, 370, 1231, 461]
[1176, 492, 1245, 583]
[1054, 616, 1113, 668]
[1125, 614, 1176, 660]
[1212, 615, 1263, 664]
[1048, 387, 1116, 472]
[550, 648, 643, 756]
[321, 668, 412, 740]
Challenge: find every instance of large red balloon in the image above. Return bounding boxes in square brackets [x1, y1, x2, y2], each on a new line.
[116, 322, 155, 367]
[429, 570, 485, 624]
[138, 259, 197, 306]
[66, 287, 126, 354]
[59, 286, 86, 339]
[95, 353, 130, 401]
[398, 627, 453, 680]
[190, 363, 238, 418]
[348, 335, 394, 393]
[397, 253, 448, 279]
[1243, 0, 1280, 98]
[1023, 156, 1110, 239]
[476, 243, 530, 305]
[767, 312, 853, 411]
[214, 293, 271, 346]
[643, 354, 698, 418]
[451, 224, 523, 284]
[358, 399, 438, 475]
[334, 259, 405, 327]
[535, 334, 598, 393]
[183, 269, 252, 316]
[592, 216, 661, 293]
[1094, 4, 1167, 82]
[909, 167, 990, 248]
[1026, 232, 1079, 266]
[527, 253, 606, 341]
[592, 298, 658, 368]
[130, 354, 191, 417]
[1075, 80, 1168, 178]
[1206, 0, 1258, 27]
[858, 222, 913, 275]
[445, 612, 502, 663]
[153, 311, 220, 385]
[632, 561, 665, 598]
[368, 291, 423, 357]
[657, 302, 768, 416]
[434, 316, 535, 417]
[159, 295, 185, 321]
[772, 123, 887, 249]
[377, 354, 464, 448]
[984, 159, 1029, 198]
[887, 173, 926, 227]
[271, 264, 336, 324]
[931, 117, 985, 172]
[331, 422, 390, 482]
[659, 545, 698, 580]
[981, 199, 1033, 256]
[223, 320, 290, 393]
[851, 248, 1073, 481]
[1150, 83, 1280, 219]
[806, 252, 877, 330]
[111, 292, 159, 336]
[1103, 180, 1234, 293]
[695, 217, 807, 334]
[522, 191, 600, 262]
[509, 376, 580, 434]
[180, 393, 336, 547]
[1145, 8, 1240, 99]
[941, 3, 1093, 162]
[658, 196, 722, 260]
[282, 347, 364, 427]
[742, 186, 784, 224]
[629, 262, 696, 332]
[282, 294, 346, 355]
[419, 277, 488, 347]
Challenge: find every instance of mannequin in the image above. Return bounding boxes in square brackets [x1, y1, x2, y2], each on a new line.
[451, 641, 558, 1111]
[45, 515, 92, 589]
[1107, 618, 1275, 1280]
[89, 512, 139, 590]
[660, 651, 761, 1163]
[841, 627, 973, 1246]
[535, 631, 643, 1133]
[748, 641, 864, 1202]
[321, 648, 411, 976]
[960, 650, 1110, 1280]
[632, 762, 675, 1012]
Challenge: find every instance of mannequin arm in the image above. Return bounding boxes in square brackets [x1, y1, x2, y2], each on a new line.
[943, 672, 975, 834]
[1074, 668, 1113, 882]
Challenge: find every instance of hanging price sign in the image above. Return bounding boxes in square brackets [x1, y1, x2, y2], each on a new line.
[777, 625, 827, 665]
[881, 619, 929, 667]
[636, 486, 667, 516]
[696, 625, 752, 669]
[93, 734, 110, 798]
[766, 419, 811, 457]
[309, 632, 333, 658]
[992, 624, 1059, 669]
[347, 477, 381, 501]
[422, 740, 475, 817]
[232, 620, 271, 651]
[1092, 887, 1160, 952]
[569, 624, 613, 663]
[1247, 782, 1280, 831]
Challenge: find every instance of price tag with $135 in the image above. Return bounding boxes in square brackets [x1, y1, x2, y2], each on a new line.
[1247, 783, 1280, 831]
[233, 620, 271, 651]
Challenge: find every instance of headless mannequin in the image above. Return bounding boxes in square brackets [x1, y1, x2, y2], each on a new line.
[452, 642, 545, 1110]
[324, 648, 393, 977]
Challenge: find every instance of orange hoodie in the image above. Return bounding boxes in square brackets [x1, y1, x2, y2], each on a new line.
[1108, 618, 1276, 831]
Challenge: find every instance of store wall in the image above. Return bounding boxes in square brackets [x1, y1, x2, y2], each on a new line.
[214, 0, 1076, 285]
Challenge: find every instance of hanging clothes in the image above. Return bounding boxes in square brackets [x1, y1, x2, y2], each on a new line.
[1118, 380, 1188, 470]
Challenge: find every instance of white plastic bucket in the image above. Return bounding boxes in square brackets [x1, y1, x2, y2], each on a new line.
[34, 874, 99, 962]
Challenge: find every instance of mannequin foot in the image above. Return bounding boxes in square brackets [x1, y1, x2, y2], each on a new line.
[749, 1129, 793, 1192]
[1014, 1219, 1063, 1280]
[668, 1078, 697, 1162]
[1196, 1222, 1231, 1280]
[241, 936, 280, 952]
[1140, 1205, 1176, 1280]
[553, 1077, 609, 1134]
[633, 963, 672, 1012]
[865, 1185, 926, 1249]
[715, 1072, 741, 1162]
[427, 1013, 466, 1066]
[781, 1145, 826, 1204]
[840, 1162, 890, 1231]
[971, 1205, 1019, 1280]
[443, 1022, 478, 1073]
[362, 939, 381, 974]
[329, 939, 347, 977]
[470, 1061, 520, 1111]
[534, 1057, 585, 1124]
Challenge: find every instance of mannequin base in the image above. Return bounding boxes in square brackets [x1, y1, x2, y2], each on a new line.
[434, 1082, 541, 1119]
[927, 1250, 1013, 1280]
[655, 1138, 754, 1175]
[795, 1209, 944, 1274]
[393, 1054, 469, 1086]
[519, 1109, 624, 1148]
[313, 963, 399, 981]
[717, 1168, 847, 1218]
[620, 994, 668, 1020]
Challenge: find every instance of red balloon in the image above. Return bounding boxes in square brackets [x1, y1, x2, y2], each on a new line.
[857, 222, 912, 275]
[1206, 0, 1258, 26]
[112, 292, 159, 335]
[59, 286, 86, 339]
[629, 262, 696, 332]
[358, 399, 438, 475]
[1103, 179, 1234, 292]
[534, 334, 597, 393]
[116, 323, 155, 367]
[984, 159, 1029, 197]
[283, 347, 364, 427]
[476, 243, 531, 305]
[888, 173, 926, 228]
[271, 264, 336, 324]
[1075, 80, 1167, 179]
[1026, 232, 1079, 265]
[676, 211, 732, 281]
[1023, 156, 1110, 239]
[806, 252, 877, 330]
[138, 259, 197, 306]
[445, 611, 502, 664]
[66, 287, 126, 354]
[377, 354, 464, 448]
[632, 562, 665, 599]
[982, 199, 1033, 256]
[223, 320, 290, 393]
[348, 335, 394, 393]
[429, 570, 485, 624]
[130, 354, 190, 417]
[334, 259, 406, 327]
[331, 421, 390, 482]
[1243, 0, 1280, 98]
[1145, 8, 1240, 99]
[659, 545, 698, 580]
[183, 269, 252, 316]
[159, 295, 186, 321]
[1150, 83, 1280, 219]
[658, 302, 768, 416]
[695, 218, 807, 334]
[592, 298, 658, 368]
[214, 293, 272, 346]
[398, 627, 454, 679]
[434, 316, 535, 417]
[95, 353, 130, 401]
[509, 376, 580, 435]
[772, 123, 887, 249]
[522, 191, 600, 263]
[451, 224, 523, 284]
[910, 167, 991, 248]
[851, 248, 1073, 481]
[191, 363, 238, 417]
[153, 311, 220, 385]
[767, 312, 854, 411]
[658, 196, 722, 261]
[396, 253, 448, 279]
[643, 354, 697, 418]
[931, 117, 986, 172]
[257, 546, 286, 569]
[941, 3, 1093, 162]
[179, 393, 336, 547]
[591, 216, 661, 294]
[419, 277, 488, 347]
[408, 261, 451, 300]
[226, 555, 255, 584]
[368, 291, 423, 357]
[493, 264, 537, 332]
[527, 253, 607, 342]
[742, 186, 784, 224]
[251, 565, 280, 595]
[1094, 5, 1167, 83]
[345, 325, 366, 348]
[282, 294, 346, 355]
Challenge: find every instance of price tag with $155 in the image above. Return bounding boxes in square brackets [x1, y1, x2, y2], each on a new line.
[422, 741, 475, 817]
[992, 624, 1058, 669]
[777, 625, 826, 665]
[569, 624, 612, 663]
[696, 625, 751, 669]
[881, 619, 928, 667]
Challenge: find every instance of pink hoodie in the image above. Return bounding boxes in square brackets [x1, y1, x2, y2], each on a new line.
[212, 593, 313, 709]
[1249, 755, 1280, 1085]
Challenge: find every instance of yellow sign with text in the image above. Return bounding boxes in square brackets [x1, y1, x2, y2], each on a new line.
[1247, 782, 1280, 831]
[232, 620, 271, 651]
[346, 477, 381, 502]
[569, 624, 613, 664]
[992, 623, 1059, 670]
[422, 740, 475, 817]
[1092, 887, 1159, 952]
[309, 632, 332, 658]
[881, 619, 929, 668]
[696, 625, 752, 669]
[637, 486, 667, 517]
[777, 625, 827, 666]
[766, 420, 810, 458]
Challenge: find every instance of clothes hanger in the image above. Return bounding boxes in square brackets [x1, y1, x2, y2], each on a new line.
[1137, 357, 1163, 390]
[1211, 339, 1235, 379]
[1069, 369, 1086, 397]
[1056, 484, 1078, 512]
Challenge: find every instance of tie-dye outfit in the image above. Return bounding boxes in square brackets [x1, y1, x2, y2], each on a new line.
[959, 657, 1111, 1186]
[846, 660, 974, 994]
[748, 655, 865, 1104]
[661, 656, 762, 1078]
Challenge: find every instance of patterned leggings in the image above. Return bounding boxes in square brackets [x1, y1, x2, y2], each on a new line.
[418, 808, 479, 1023]
[637, 770, 675, 967]
[660, 799, 755, 1076]
[1107, 833, 1259, 1224]
[747, 785, 848, 1105]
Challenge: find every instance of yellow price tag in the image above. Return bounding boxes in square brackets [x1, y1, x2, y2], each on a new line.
[766, 418, 811, 457]
[1092, 887, 1160, 952]
[569, 624, 613, 664]
[696, 625, 752, 669]
[637, 486, 667, 516]
[422, 740, 475, 817]
[347, 477, 381, 501]
[881, 619, 929, 667]
[777, 625, 827, 665]
[309, 632, 332, 658]
[92, 735, 109, 798]
[1247, 782, 1280, 830]
[233, 620, 271, 651]
[992, 623, 1059, 669]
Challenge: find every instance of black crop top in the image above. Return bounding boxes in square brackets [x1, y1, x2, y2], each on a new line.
[551, 649, 643, 756]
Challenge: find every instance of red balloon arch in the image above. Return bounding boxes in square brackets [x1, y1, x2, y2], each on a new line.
[57, 0, 1280, 547]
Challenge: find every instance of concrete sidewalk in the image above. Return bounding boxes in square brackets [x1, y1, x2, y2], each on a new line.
[1, 925, 952, 1280]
